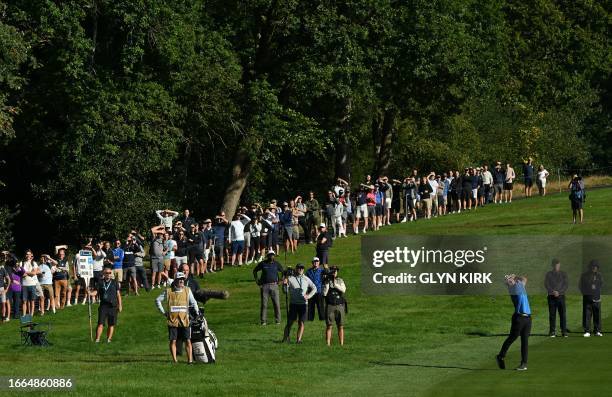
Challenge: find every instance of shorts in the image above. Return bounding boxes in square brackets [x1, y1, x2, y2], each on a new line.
[41, 284, 54, 300]
[524, 177, 533, 187]
[384, 197, 392, 210]
[168, 325, 191, 341]
[151, 258, 164, 272]
[571, 200, 583, 210]
[326, 304, 346, 326]
[538, 179, 546, 188]
[316, 250, 329, 265]
[214, 245, 224, 258]
[494, 184, 503, 194]
[231, 240, 245, 255]
[35, 284, 43, 298]
[421, 198, 432, 212]
[461, 190, 471, 201]
[0, 287, 5, 303]
[112, 269, 123, 282]
[367, 206, 375, 217]
[287, 303, 307, 323]
[125, 266, 137, 279]
[438, 195, 447, 206]
[193, 251, 204, 262]
[375, 204, 383, 216]
[472, 188, 478, 199]
[175, 256, 188, 266]
[98, 304, 118, 326]
[355, 204, 368, 218]
[292, 225, 300, 240]
[244, 232, 251, 248]
[163, 259, 172, 271]
[22, 285, 37, 302]
[504, 182, 513, 191]
[283, 227, 293, 241]
[406, 197, 416, 211]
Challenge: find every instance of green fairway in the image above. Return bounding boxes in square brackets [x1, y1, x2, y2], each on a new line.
[1, 189, 611, 397]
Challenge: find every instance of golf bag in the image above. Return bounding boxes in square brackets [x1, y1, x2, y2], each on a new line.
[191, 311, 218, 364]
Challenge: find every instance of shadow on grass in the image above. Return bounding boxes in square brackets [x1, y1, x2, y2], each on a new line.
[465, 331, 549, 337]
[494, 222, 551, 227]
[371, 361, 496, 371]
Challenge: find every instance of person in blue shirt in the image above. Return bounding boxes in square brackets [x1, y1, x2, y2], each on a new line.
[306, 257, 325, 321]
[497, 274, 531, 371]
[112, 239, 125, 289]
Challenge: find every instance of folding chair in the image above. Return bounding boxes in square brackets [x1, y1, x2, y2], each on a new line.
[19, 315, 51, 346]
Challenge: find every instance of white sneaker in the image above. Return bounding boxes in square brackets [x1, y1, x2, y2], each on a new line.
[584, 332, 591, 337]
[595, 332, 603, 337]
[66, 302, 72, 307]
[401, 218, 407, 223]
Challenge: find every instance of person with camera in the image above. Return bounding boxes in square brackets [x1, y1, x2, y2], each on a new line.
[282, 263, 317, 343]
[568, 175, 586, 224]
[89, 266, 122, 343]
[323, 266, 346, 346]
[253, 250, 284, 325]
[496, 274, 531, 371]
[580, 260, 603, 337]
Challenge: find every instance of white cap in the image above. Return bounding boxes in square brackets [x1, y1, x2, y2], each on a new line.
[319, 223, 326, 228]
[175, 272, 186, 280]
[267, 249, 276, 256]
[312, 257, 320, 262]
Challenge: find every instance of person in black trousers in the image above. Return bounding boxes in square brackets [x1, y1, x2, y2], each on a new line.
[544, 259, 568, 337]
[497, 274, 531, 371]
[580, 260, 604, 337]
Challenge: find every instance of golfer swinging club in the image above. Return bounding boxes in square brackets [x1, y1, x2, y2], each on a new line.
[497, 274, 531, 371]
[155, 272, 200, 364]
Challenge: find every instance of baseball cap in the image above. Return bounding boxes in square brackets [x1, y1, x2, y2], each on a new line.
[267, 249, 276, 256]
[312, 257, 320, 262]
[296, 263, 305, 269]
[590, 260, 600, 269]
[203, 219, 212, 224]
[175, 272, 186, 280]
[319, 223, 326, 228]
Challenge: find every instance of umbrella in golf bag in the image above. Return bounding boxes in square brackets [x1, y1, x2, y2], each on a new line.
[191, 311, 218, 363]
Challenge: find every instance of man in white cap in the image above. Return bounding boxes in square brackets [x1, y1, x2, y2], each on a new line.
[155, 272, 199, 363]
[253, 250, 284, 325]
[316, 224, 332, 267]
[306, 257, 325, 321]
[282, 263, 317, 343]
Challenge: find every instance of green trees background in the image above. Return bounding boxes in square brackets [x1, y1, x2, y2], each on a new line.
[0, 0, 610, 249]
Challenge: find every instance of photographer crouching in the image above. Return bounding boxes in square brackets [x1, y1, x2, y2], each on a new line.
[282, 264, 316, 344]
[323, 266, 347, 346]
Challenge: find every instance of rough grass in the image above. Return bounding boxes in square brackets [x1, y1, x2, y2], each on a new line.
[1, 188, 611, 397]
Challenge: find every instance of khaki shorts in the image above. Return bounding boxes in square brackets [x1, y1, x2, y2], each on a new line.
[112, 268, 123, 282]
[41, 284, 54, 299]
[163, 259, 171, 271]
[326, 304, 345, 326]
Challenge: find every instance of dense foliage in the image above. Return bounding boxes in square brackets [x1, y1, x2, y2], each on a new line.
[0, 0, 610, 249]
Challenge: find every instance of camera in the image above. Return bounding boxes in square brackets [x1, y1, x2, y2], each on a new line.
[322, 266, 339, 282]
[283, 267, 294, 278]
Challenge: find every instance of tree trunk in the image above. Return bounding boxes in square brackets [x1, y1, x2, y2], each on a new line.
[373, 108, 396, 177]
[219, 1, 277, 219]
[220, 145, 254, 220]
[335, 97, 352, 183]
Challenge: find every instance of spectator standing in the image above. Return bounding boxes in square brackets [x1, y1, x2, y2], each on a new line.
[282, 264, 317, 343]
[112, 239, 125, 289]
[523, 158, 535, 198]
[156, 209, 179, 231]
[580, 260, 603, 337]
[305, 192, 320, 244]
[537, 165, 550, 196]
[20, 250, 39, 316]
[544, 259, 568, 337]
[89, 267, 122, 343]
[229, 212, 251, 266]
[253, 250, 284, 325]
[316, 224, 332, 267]
[493, 162, 505, 204]
[306, 257, 325, 321]
[504, 163, 516, 203]
[568, 175, 586, 224]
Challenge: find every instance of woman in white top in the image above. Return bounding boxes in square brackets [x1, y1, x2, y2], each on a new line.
[537, 165, 550, 196]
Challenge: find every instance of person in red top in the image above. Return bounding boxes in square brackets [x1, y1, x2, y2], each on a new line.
[365, 185, 376, 231]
